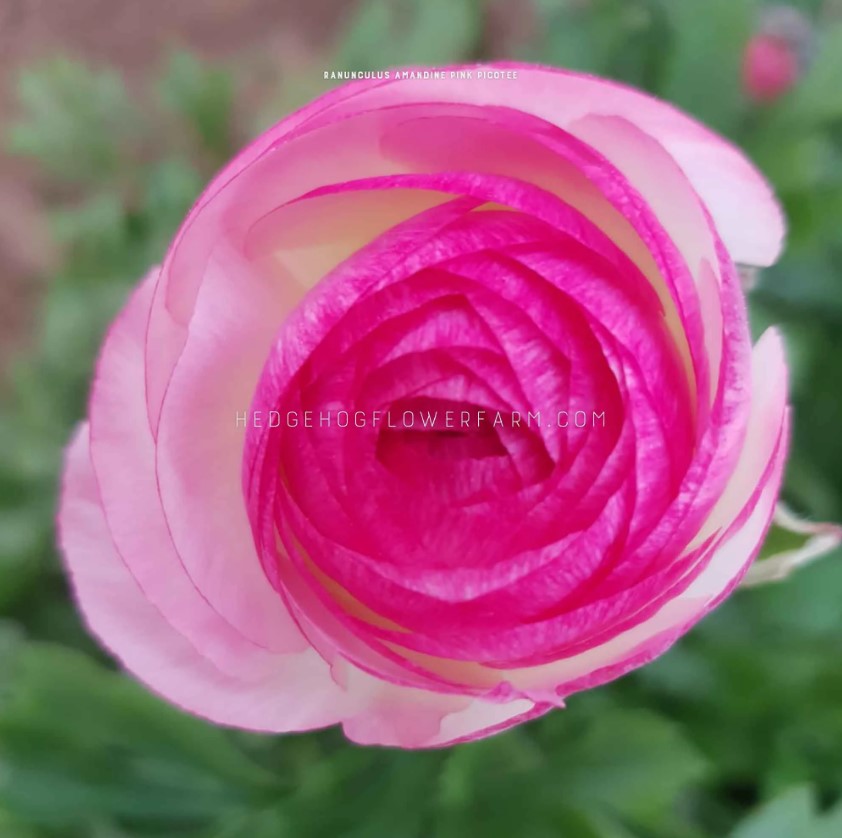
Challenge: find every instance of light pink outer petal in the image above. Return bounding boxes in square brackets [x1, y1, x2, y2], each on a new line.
[333, 663, 548, 748]
[344, 695, 548, 749]
[89, 268, 306, 655]
[59, 425, 348, 732]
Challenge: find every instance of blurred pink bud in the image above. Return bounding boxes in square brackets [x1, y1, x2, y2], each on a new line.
[743, 35, 800, 102]
[743, 5, 814, 104]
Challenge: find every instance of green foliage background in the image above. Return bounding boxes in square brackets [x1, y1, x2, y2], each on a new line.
[2, 0, 842, 835]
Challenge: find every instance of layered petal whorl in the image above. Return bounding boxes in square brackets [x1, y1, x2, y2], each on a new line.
[59, 64, 788, 748]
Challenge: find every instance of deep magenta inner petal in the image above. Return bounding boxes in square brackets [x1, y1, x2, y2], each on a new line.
[237, 163, 714, 679]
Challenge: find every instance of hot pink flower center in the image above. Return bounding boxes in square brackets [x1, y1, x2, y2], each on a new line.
[240, 177, 708, 684]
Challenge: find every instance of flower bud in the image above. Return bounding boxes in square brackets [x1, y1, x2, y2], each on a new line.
[743, 5, 814, 103]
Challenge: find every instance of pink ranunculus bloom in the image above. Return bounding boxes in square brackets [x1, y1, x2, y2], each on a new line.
[59, 64, 789, 748]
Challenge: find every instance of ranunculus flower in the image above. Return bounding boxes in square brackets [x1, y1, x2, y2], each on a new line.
[60, 64, 790, 748]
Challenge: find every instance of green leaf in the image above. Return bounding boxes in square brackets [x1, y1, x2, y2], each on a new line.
[431, 705, 707, 835]
[0, 643, 281, 828]
[815, 801, 842, 838]
[730, 787, 816, 838]
[7, 58, 137, 185]
[0, 511, 47, 609]
[659, 0, 758, 133]
[159, 51, 235, 162]
[533, 0, 672, 91]
[282, 746, 443, 838]
[545, 808, 638, 838]
[773, 21, 842, 128]
[527, 1, 607, 75]
[137, 158, 204, 260]
[753, 254, 842, 325]
[335, 0, 480, 69]
[208, 808, 292, 838]
[0, 807, 39, 838]
[744, 131, 841, 197]
[540, 707, 709, 825]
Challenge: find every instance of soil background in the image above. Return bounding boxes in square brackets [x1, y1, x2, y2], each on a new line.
[0, 0, 346, 366]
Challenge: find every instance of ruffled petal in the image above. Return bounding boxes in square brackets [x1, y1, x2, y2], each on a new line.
[59, 425, 348, 732]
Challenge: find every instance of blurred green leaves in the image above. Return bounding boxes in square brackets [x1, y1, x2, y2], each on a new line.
[529, 0, 672, 93]
[336, 0, 481, 68]
[0, 636, 713, 837]
[433, 705, 707, 837]
[159, 51, 235, 164]
[729, 786, 842, 838]
[0, 642, 281, 833]
[541, 709, 708, 824]
[8, 58, 136, 185]
[0, 53, 219, 637]
[773, 21, 842, 129]
[659, 0, 758, 133]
